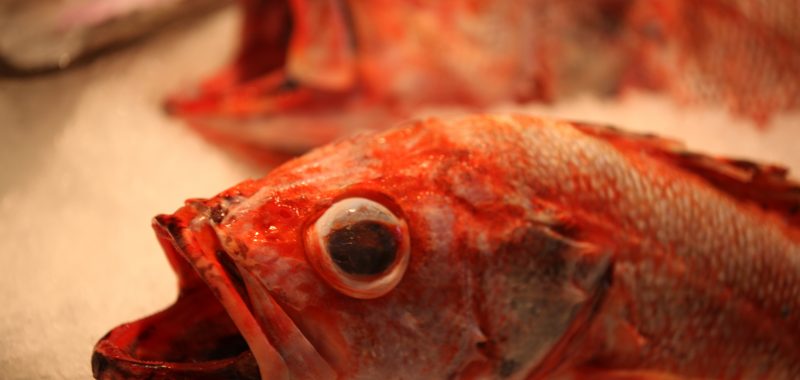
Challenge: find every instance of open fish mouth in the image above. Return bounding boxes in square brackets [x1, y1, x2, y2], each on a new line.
[92, 202, 333, 379]
[90, 279, 259, 379]
[160, 0, 392, 166]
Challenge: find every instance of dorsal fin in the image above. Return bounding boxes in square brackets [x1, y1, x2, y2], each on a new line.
[570, 121, 800, 228]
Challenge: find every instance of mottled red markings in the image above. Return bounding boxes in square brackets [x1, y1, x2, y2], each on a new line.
[94, 115, 800, 379]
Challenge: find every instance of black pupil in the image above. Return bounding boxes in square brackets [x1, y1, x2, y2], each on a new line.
[327, 221, 398, 275]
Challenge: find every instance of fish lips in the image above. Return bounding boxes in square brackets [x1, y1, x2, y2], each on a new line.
[92, 202, 334, 379]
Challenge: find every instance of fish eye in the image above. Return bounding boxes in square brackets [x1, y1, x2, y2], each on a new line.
[305, 197, 410, 299]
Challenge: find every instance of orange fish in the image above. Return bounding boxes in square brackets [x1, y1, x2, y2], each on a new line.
[93, 115, 800, 379]
[166, 0, 800, 165]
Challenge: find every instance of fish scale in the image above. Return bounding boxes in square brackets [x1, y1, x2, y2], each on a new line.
[413, 115, 800, 378]
[94, 114, 799, 379]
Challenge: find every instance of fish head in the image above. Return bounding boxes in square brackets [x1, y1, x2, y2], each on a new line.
[197, 120, 492, 379]
[164, 1, 543, 167]
[93, 116, 612, 379]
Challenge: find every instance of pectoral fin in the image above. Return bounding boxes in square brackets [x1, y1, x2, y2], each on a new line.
[477, 219, 615, 380]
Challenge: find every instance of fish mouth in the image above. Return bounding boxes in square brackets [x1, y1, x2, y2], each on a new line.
[91, 281, 258, 379]
[92, 203, 334, 379]
[161, 0, 387, 166]
[164, 0, 357, 117]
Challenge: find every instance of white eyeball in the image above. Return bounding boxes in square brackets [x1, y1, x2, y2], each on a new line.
[304, 197, 409, 299]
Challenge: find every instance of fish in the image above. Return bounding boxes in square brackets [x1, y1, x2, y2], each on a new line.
[0, 0, 227, 75]
[165, 0, 800, 165]
[92, 114, 800, 379]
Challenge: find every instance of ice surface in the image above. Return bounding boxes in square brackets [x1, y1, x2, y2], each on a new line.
[0, 7, 798, 380]
[0, 9, 257, 379]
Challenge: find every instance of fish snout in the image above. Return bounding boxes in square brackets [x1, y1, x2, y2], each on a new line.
[92, 208, 292, 380]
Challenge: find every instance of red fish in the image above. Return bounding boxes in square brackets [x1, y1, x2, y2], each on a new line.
[93, 115, 800, 379]
[165, 0, 800, 165]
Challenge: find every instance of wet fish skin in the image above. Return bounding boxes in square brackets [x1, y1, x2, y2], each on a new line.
[167, 0, 800, 165]
[93, 114, 800, 379]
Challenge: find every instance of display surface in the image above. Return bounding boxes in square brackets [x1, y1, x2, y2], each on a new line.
[0, 0, 226, 74]
[93, 114, 800, 379]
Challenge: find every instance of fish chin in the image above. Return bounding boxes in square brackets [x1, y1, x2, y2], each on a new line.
[91, 280, 259, 379]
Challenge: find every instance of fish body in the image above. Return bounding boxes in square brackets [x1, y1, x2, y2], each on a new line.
[93, 115, 800, 379]
[166, 0, 800, 165]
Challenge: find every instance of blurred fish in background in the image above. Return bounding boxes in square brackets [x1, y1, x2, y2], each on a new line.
[0, 0, 227, 75]
[3, 0, 796, 166]
[162, 0, 800, 166]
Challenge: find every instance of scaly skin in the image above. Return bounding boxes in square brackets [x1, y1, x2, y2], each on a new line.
[167, 0, 800, 165]
[94, 115, 800, 379]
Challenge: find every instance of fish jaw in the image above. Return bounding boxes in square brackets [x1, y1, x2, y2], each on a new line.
[90, 283, 260, 379]
[92, 199, 336, 379]
[236, 265, 339, 380]
[208, 193, 355, 378]
[163, 0, 359, 120]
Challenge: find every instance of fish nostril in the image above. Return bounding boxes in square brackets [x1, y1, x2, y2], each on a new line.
[210, 205, 228, 224]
